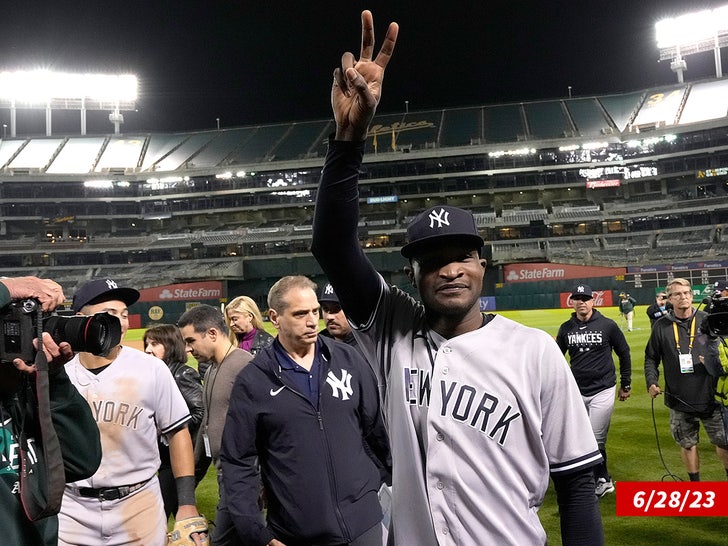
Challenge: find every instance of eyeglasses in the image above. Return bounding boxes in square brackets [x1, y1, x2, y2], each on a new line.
[670, 291, 692, 299]
[657, 295, 667, 300]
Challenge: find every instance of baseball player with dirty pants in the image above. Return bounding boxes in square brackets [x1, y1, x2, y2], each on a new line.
[311, 10, 604, 546]
[58, 278, 207, 546]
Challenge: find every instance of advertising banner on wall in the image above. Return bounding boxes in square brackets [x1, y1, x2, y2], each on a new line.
[504, 263, 625, 283]
[135, 281, 225, 327]
[137, 281, 223, 302]
[479, 296, 497, 311]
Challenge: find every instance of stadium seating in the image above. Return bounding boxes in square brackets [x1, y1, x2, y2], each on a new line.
[1, 77, 728, 299]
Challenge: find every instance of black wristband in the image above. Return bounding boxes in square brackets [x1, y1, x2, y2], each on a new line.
[175, 475, 197, 506]
[622, 385, 631, 392]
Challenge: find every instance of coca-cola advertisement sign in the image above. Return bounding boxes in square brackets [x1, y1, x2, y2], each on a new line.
[560, 290, 613, 308]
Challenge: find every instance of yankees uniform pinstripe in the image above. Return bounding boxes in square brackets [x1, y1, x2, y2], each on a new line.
[59, 346, 192, 546]
[350, 279, 601, 545]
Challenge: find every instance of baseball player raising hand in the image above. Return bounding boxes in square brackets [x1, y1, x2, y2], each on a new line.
[312, 11, 604, 546]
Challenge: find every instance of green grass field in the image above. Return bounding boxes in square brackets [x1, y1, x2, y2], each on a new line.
[128, 306, 728, 544]
[501, 306, 728, 545]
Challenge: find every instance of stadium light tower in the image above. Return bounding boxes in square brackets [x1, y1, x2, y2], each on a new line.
[0, 71, 137, 136]
[656, 5, 728, 82]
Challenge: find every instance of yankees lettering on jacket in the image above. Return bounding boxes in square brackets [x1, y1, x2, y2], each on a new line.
[566, 330, 603, 348]
[404, 368, 522, 445]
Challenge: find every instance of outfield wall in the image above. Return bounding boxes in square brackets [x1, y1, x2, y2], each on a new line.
[492, 276, 657, 311]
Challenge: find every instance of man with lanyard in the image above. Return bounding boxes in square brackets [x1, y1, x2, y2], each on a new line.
[645, 278, 728, 481]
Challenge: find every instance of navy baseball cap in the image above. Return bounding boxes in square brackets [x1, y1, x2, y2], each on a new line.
[318, 282, 339, 303]
[570, 284, 593, 300]
[713, 280, 728, 292]
[401, 205, 484, 259]
[72, 278, 140, 312]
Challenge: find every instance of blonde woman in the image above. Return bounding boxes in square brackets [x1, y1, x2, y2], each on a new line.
[225, 295, 274, 356]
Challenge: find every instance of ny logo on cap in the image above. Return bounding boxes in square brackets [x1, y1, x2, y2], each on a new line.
[106, 279, 119, 290]
[323, 284, 335, 295]
[576, 285, 586, 293]
[428, 208, 450, 229]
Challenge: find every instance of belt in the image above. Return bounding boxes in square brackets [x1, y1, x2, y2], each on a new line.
[78, 478, 150, 501]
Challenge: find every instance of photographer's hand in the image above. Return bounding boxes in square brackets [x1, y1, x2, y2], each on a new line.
[1, 277, 65, 312]
[12, 333, 74, 374]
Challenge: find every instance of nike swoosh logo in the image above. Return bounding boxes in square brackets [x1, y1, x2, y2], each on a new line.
[270, 386, 285, 396]
[579, 326, 587, 330]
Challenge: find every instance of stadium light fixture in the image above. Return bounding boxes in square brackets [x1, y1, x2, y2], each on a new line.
[656, 5, 728, 82]
[0, 70, 138, 136]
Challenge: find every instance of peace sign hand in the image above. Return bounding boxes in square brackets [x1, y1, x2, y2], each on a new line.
[332, 10, 399, 142]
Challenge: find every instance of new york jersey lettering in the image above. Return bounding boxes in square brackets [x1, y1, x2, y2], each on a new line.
[405, 368, 431, 407]
[440, 380, 522, 445]
[91, 399, 144, 429]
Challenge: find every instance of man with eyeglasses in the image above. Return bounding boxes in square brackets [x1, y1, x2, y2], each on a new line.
[646, 292, 669, 328]
[644, 278, 728, 481]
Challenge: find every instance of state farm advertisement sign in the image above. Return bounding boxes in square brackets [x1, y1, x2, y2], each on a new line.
[560, 290, 613, 308]
[138, 281, 223, 302]
[504, 263, 624, 283]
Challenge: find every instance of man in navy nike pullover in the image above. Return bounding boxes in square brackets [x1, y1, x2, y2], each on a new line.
[220, 276, 390, 546]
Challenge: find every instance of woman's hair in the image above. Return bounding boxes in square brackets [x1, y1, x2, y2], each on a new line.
[143, 323, 188, 364]
[225, 295, 266, 343]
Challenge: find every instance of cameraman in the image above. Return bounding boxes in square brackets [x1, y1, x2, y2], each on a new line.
[645, 278, 728, 482]
[0, 276, 101, 546]
[646, 291, 669, 329]
[700, 281, 728, 434]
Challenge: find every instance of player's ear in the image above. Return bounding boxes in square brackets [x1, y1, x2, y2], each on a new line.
[404, 265, 416, 288]
[268, 308, 280, 329]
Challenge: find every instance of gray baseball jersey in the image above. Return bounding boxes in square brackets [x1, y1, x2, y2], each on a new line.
[60, 346, 191, 545]
[353, 277, 601, 546]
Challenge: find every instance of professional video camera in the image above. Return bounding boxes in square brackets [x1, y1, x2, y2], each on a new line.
[701, 293, 728, 338]
[0, 298, 122, 363]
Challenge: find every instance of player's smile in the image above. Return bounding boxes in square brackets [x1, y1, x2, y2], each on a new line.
[436, 282, 469, 295]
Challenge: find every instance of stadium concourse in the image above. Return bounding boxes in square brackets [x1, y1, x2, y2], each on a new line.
[2, 77, 728, 323]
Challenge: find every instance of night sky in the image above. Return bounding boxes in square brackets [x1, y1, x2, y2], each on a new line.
[2, 1, 727, 135]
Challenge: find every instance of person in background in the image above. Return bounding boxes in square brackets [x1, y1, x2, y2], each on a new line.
[318, 280, 393, 538]
[318, 281, 358, 349]
[697, 279, 728, 466]
[59, 278, 205, 546]
[310, 11, 603, 545]
[225, 296, 274, 356]
[556, 284, 632, 498]
[178, 304, 253, 546]
[618, 292, 638, 331]
[0, 276, 101, 546]
[645, 277, 728, 481]
[220, 275, 390, 546]
[646, 291, 669, 328]
[144, 324, 205, 517]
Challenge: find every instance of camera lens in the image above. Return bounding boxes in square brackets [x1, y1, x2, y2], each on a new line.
[706, 313, 728, 337]
[43, 312, 122, 356]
